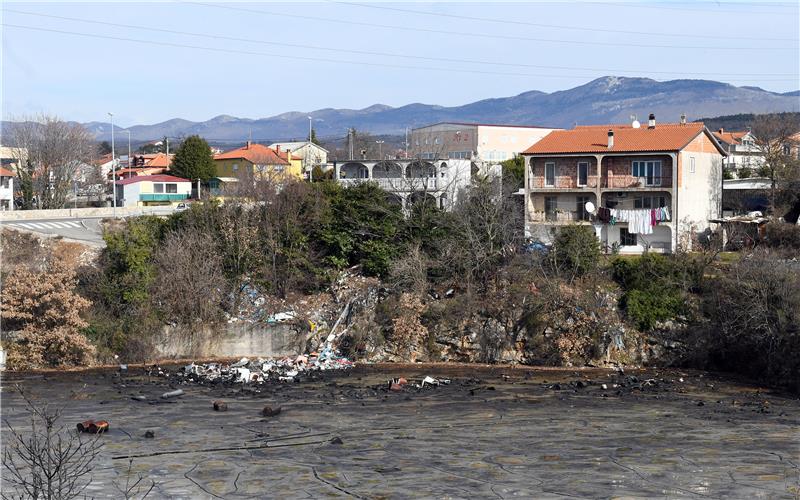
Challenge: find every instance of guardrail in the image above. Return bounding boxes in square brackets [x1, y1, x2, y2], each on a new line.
[0, 205, 174, 222]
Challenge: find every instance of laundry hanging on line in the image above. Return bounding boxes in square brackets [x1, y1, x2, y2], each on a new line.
[606, 207, 670, 235]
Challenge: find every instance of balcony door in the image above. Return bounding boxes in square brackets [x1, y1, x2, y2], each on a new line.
[577, 162, 588, 187]
[631, 160, 662, 186]
[545, 162, 555, 187]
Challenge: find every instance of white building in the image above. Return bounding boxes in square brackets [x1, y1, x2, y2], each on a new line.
[0, 167, 15, 211]
[410, 122, 559, 167]
[712, 129, 764, 178]
[115, 175, 192, 208]
[269, 141, 328, 173]
[522, 115, 727, 254]
[333, 158, 472, 210]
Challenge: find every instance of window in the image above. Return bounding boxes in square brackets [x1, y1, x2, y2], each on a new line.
[166, 183, 177, 193]
[447, 151, 470, 159]
[631, 160, 662, 186]
[620, 228, 637, 246]
[577, 162, 589, 186]
[232, 163, 239, 172]
[434, 137, 441, 145]
[689, 157, 696, 173]
[544, 196, 557, 221]
[420, 152, 435, 160]
[154, 183, 164, 193]
[576, 196, 590, 221]
[634, 196, 666, 209]
[0, 177, 8, 188]
[358, 166, 369, 179]
[545, 162, 556, 187]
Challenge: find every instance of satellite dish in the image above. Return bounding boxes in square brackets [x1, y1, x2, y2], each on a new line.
[585, 201, 596, 214]
[632, 120, 641, 129]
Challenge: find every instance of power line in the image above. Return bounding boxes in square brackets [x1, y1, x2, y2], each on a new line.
[586, 1, 798, 15]
[183, 1, 797, 51]
[5, 23, 796, 84]
[6, 9, 796, 78]
[328, 0, 797, 42]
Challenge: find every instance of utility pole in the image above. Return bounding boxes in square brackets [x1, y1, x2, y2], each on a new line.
[348, 128, 354, 160]
[125, 130, 131, 171]
[109, 112, 116, 217]
[376, 140, 384, 160]
[405, 127, 409, 159]
[307, 116, 313, 182]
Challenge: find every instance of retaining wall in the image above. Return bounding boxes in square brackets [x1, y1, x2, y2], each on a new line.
[154, 323, 301, 359]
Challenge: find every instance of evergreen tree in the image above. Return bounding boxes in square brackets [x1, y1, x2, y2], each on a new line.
[170, 135, 216, 182]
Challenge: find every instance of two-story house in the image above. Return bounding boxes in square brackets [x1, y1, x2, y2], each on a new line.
[712, 129, 764, 178]
[214, 142, 302, 180]
[522, 115, 726, 253]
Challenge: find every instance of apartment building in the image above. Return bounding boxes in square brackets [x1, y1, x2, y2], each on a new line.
[410, 122, 559, 167]
[0, 167, 15, 211]
[522, 115, 726, 253]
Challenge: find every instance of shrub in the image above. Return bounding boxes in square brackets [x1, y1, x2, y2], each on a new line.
[764, 223, 800, 249]
[700, 252, 800, 390]
[1, 261, 95, 368]
[612, 253, 704, 331]
[550, 225, 601, 280]
[738, 166, 753, 179]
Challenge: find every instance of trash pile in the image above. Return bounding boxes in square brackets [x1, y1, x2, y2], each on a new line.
[161, 352, 354, 385]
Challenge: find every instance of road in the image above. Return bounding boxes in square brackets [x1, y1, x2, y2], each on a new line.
[2, 217, 106, 244]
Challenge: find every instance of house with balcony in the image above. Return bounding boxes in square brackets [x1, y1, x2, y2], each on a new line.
[0, 167, 15, 211]
[115, 174, 192, 207]
[712, 129, 764, 178]
[522, 115, 727, 253]
[333, 158, 471, 210]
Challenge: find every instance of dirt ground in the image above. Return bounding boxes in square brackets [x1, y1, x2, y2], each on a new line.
[2, 363, 799, 499]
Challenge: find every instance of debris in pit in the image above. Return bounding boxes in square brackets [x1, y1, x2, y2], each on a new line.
[213, 400, 228, 412]
[161, 389, 184, 399]
[143, 430, 155, 439]
[330, 436, 344, 445]
[77, 420, 109, 434]
[262, 406, 282, 417]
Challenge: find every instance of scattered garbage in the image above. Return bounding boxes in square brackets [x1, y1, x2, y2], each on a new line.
[330, 436, 344, 445]
[131, 395, 147, 401]
[262, 406, 282, 417]
[143, 430, 155, 439]
[421, 376, 450, 388]
[213, 400, 228, 412]
[159, 353, 354, 387]
[77, 420, 109, 434]
[161, 389, 184, 399]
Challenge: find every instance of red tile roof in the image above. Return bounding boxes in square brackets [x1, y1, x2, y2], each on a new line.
[712, 130, 748, 145]
[523, 122, 725, 155]
[143, 153, 173, 168]
[0, 167, 15, 177]
[215, 143, 290, 165]
[115, 174, 190, 185]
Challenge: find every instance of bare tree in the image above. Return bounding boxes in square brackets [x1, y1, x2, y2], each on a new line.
[2, 386, 104, 500]
[5, 114, 95, 209]
[751, 113, 800, 213]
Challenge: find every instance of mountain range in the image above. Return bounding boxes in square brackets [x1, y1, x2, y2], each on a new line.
[20, 77, 800, 144]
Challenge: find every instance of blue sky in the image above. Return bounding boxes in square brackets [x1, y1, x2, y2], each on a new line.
[2, 1, 798, 127]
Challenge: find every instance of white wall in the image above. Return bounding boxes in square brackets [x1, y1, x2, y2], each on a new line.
[677, 150, 723, 249]
[0, 177, 14, 211]
[604, 224, 672, 254]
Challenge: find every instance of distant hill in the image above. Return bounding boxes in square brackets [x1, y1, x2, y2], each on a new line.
[695, 112, 800, 132]
[4, 76, 798, 144]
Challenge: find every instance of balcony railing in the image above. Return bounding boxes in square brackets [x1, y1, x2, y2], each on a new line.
[339, 177, 440, 192]
[603, 176, 672, 189]
[531, 210, 591, 223]
[139, 193, 189, 202]
[531, 176, 599, 189]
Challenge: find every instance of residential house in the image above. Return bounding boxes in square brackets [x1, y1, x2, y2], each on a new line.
[0, 146, 26, 174]
[522, 115, 726, 253]
[214, 142, 301, 180]
[269, 141, 328, 175]
[333, 158, 472, 210]
[410, 122, 560, 174]
[115, 174, 192, 207]
[0, 167, 15, 211]
[712, 129, 764, 177]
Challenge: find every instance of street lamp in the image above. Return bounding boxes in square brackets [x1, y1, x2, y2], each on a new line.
[376, 140, 384, 159]
[108, 112, 116, 218]
[125, 130, 131, 171]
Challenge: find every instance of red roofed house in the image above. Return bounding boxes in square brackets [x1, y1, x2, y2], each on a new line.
[522, 114, 727, 253]
[214, 141, 301, 180]
[0, 167, 15, 211]
[115, 174, 192, 207]
[711, 129, 764, 178]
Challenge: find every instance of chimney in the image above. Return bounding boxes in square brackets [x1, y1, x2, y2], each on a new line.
[718, 128, 724, 134]
[648, 113, 656, 129]
[246, 140, 251, 149]
[607, 129, 614, 149]
[680, 113, 686, 125]
[286, 148, 292, 161]
[275, 144, 280, 153]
